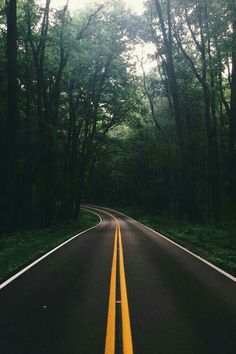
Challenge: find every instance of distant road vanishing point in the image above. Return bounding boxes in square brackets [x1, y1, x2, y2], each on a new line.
[0, 205, 236, 354]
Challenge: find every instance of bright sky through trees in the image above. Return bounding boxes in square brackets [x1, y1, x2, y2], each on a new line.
[49, 0, 155, 73]
[51, 0, 145, 14]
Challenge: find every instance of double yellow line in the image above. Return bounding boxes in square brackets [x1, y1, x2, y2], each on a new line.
[83, 206, 133, 353]
[104, 215, 133, 354]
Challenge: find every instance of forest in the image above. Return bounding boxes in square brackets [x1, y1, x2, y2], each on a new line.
[1, 0, 236, 234]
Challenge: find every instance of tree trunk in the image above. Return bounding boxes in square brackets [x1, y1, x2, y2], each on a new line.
[5, 0, 18, 231]
[229, 0, 236, 214]
[155, 0, 200, 220]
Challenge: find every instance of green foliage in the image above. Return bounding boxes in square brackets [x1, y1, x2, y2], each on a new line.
[1, 0, 236, 235]
[0, 0, 142, 230]
[88, 0, 236, 223]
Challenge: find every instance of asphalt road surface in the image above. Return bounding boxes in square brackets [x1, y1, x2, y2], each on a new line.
[0, 206, 236, 354]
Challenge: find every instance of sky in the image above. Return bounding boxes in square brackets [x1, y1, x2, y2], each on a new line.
[51, 0, 145, 14]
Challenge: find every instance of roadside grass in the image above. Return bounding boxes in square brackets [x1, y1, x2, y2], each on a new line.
[116, 207, 236, 277]
[0, 209, 99, 283]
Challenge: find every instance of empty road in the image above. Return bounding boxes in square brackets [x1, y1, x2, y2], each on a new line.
[0, 206, 236, 354]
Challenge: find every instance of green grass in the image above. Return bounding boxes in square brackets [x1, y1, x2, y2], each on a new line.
[116, 207, 236, 277]
[0, 209, 99, 283]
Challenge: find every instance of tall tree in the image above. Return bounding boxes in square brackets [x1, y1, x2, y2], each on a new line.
[5, 0, 18, 231]
[172, 0, 221, 221]
[153, 0, 200, 220]
[229, 0, 236, 214]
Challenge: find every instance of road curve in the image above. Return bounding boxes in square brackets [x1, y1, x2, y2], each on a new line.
[0, 206, 236, 354]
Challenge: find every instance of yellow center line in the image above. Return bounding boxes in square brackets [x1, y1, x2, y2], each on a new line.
[104, 224, 118, 354]
[83, 206, 133, 354]
[118, 224, 134, 354]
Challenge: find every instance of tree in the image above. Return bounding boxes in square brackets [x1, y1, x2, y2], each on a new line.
[4, 0, 18, 231]
[229, 0, 236, 213]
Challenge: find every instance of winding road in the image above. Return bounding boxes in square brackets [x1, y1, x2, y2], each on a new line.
[0, 206, 236, 354]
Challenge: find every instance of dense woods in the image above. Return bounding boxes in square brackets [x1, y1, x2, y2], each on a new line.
[0, 0, 236, 233]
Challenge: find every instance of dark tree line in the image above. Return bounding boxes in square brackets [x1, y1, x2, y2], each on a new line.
[1, 0, 236, 234]
[88, 0, 236, 224]
[0, 0, 138, 232]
